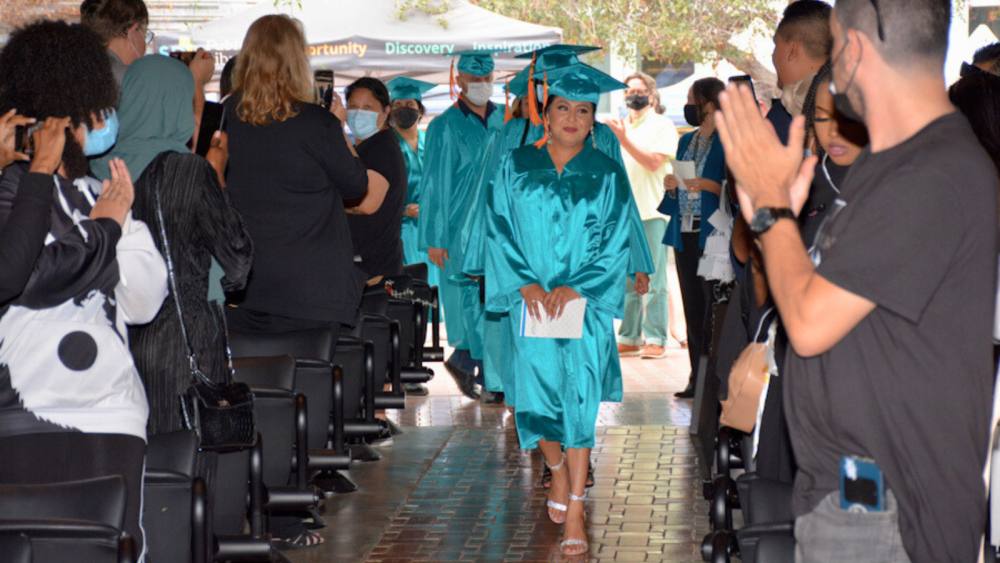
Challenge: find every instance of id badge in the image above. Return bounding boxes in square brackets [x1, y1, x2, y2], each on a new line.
[682, 214, 694, 232]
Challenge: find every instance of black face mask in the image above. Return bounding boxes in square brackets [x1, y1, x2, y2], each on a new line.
[391, 106, 421, 129]
[625, 95, 650, 111]
[829, 36, 865, 123]
[683, 104, 700, 127]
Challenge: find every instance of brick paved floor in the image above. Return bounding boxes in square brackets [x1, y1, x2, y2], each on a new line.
[289, 340, 709, 563]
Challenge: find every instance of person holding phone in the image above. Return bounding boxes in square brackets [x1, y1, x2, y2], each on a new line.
[659, 77, 727, 399]
[0, 21, 169, 561]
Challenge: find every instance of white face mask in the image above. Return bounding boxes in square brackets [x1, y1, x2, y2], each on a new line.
[464, 81, 493, 106]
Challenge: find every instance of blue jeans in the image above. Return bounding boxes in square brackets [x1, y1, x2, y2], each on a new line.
[795, 490, 911, 563]
[618, 218, 669, 347]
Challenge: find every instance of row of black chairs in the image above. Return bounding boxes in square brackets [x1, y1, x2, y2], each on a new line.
[0, 263, 444, 563]
[689, 293, 797, 563]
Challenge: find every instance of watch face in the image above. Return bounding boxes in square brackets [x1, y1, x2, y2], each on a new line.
[750, 208, 775, 234]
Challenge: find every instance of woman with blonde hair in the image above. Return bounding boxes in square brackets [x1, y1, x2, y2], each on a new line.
[221, 15, 377, 548]
[223, 14, 375, 339]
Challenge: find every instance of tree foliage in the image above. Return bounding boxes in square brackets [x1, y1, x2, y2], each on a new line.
[395, 0, 782, 80]
[0, 0, 79, 34]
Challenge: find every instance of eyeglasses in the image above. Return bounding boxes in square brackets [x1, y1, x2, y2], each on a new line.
[869, 0, 885, 42]
[142, 28, 155, 45]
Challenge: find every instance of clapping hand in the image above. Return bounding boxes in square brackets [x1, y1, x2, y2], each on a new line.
[715, 83, 815, 221]
[0, 109, 34, 170]
[91, 158, 134, 226]
[605, 118, 626, 141]
[205, 130, 228, 187]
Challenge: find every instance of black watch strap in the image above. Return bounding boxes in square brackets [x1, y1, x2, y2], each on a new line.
[750, 207, 796, 235]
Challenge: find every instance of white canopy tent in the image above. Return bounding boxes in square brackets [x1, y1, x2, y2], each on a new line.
[153, 0, 561, 86]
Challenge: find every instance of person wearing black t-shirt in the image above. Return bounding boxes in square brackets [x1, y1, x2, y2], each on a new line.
[717, 2, 997, 562]
[344, 77, 406, 279]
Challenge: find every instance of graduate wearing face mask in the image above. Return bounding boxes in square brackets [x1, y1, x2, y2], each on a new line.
[344, 77, 408, 280]
[417, 49, 505, 399]
[386, 77, 439, 296]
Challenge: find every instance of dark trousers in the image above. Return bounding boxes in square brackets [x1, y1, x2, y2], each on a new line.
[0, 432, 146, 558]
[675, 232, 713, 383]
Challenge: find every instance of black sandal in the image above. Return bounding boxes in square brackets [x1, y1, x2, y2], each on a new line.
[542, 461, 595, 489]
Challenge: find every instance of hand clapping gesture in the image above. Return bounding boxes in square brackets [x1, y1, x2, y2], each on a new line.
[715, 83, 815, 221]
[91, 158, 134, 226]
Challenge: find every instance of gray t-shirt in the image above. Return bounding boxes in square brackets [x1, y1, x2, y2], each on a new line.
[785, 112, 997, 563]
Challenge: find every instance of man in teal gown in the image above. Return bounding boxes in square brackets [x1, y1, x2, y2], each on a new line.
[387, 77, 439, 290]
[418, 49, 504, 398]
[461, 46, 654, 407]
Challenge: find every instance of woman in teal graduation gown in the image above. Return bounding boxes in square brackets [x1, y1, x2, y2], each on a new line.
[388, 77, 439, 288]
[485, 66, 653, 556]
[463, 45, 653, 405]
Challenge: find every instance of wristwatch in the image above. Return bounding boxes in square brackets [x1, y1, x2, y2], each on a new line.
[749, 207, 796, 235]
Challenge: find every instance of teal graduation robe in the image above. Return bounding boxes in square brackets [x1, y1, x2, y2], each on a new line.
[418, 101, 504, 355]
[462, 118, 655, 401]
[396, 130, 440, 288]
[485, 143, 652, 450]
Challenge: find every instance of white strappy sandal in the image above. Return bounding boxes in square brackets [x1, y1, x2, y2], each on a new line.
[560, 491, 589, 556]
[544, 454, 568, 524]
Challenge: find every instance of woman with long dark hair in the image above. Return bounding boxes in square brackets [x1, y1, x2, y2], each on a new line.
[659, 77, 727, 398]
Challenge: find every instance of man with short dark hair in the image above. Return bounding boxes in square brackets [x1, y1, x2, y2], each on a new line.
[717, 0, 996, 561]
[769, 0, 832, 144]
[80, 0, 150, 85]
[973, 42, 1000, 75]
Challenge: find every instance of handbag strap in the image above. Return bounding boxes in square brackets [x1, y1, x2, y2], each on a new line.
[152, 184, 213, 387]
[753, 307, 776, 343]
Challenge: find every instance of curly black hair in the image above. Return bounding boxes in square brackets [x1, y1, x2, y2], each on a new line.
[0, 20, 118, 130]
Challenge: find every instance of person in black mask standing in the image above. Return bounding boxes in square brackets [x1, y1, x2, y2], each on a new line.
[606, 71, 678, 363]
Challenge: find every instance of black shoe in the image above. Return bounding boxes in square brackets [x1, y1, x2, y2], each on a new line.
[444, 361, 480, 400]
[481, 391, 504, 405]
[402, 383, 429, 396]
[674, 382, 695, 399]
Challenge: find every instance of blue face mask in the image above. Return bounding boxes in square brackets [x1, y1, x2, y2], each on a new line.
[346, 109, 381, 140]
[84, 111, 119, 156]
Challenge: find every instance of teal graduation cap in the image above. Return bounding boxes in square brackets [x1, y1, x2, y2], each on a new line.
[540, 64, 626, 105]
[387, 77, 436, 102]
[507, 44, 601, 99]
[445, 48, 503, 76]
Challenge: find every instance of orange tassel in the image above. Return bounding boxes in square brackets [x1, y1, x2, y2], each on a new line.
[527, 54, 543, 127]
[532, 72, 550, 148]
[449, 60, 459, 102]
[504, 76, 512, 123]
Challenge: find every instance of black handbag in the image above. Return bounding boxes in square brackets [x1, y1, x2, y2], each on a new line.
[152, 184, 256, 452]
